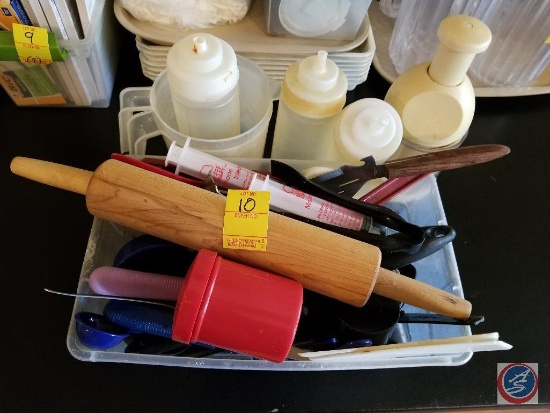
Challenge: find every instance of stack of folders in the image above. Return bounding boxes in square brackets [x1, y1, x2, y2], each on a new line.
[0, 0, 110, 106]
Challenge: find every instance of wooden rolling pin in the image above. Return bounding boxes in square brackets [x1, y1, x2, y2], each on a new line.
[10, 157, 471, 319]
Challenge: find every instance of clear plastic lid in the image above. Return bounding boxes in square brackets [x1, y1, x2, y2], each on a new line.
[278, 0, 351, 37]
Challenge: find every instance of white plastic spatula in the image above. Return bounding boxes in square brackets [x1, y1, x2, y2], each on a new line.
[298, 332, 511, 362]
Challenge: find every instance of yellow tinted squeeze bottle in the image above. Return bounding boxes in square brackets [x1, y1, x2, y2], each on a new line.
[271, 51, 347, 160]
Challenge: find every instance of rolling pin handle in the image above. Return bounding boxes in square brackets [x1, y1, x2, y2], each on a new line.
[373, 267, 472, 319]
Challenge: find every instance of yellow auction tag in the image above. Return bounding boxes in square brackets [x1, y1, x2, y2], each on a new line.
[223, 189, 270, 252]
[13, 23, 53, 65]
[546, 36, 550, 44]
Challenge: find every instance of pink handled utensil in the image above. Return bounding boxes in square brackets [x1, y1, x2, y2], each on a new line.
[89, 266, 184, 301]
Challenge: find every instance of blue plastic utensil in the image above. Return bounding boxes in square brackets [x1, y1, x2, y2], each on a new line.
[113, 234, 197, 276]
[103, 300, 174, 339]
[74, 312, 130, 350]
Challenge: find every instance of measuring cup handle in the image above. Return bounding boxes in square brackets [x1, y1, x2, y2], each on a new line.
[268, 78, 282, 101]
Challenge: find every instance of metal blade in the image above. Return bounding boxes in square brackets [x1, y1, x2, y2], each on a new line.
[311, 157, 379, 196]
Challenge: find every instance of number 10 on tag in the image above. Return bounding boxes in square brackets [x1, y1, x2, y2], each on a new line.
[223, 190, 270, 251]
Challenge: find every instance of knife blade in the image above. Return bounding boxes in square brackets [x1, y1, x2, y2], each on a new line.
[312, 144, 510, 196]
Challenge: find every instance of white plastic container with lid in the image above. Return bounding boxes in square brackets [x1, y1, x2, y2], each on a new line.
[263, 0, 372, 40]
[279, 0, 350, 38]
[334, 98, 403, 164]
[270, 51, 348, 160]
[166, 33, 240, 140]
[385, 15, 491, 159]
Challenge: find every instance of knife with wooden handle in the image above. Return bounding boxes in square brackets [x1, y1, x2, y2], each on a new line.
[10, 156, 472, 319]
[312, 144, 510, 196]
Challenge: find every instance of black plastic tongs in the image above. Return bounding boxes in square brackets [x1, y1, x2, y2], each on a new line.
[311, 144, 510, 197]
[270, 161, 455, 270]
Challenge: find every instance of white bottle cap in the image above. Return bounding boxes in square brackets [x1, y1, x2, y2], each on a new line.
[166, 33, 239, 103]
[282, 51, 348, 117]
[335, 98, 403, 163]
[298, 51, 340, 93]
[278, 0, 351, 37]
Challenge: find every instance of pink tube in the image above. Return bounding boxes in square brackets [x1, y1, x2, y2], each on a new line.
[89, 266, 184, 301]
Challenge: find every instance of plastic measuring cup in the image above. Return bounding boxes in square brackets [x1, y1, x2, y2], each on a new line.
[151, 55, 278, 158]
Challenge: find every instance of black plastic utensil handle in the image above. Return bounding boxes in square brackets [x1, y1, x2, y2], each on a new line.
[381, 226, 456, 270]
[398, 313, 485, 326]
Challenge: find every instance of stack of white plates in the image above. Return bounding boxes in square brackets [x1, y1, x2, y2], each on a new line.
[114, 1, 376, 90]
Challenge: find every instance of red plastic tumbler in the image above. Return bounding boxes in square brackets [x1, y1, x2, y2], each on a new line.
[172, 249, 303, 363]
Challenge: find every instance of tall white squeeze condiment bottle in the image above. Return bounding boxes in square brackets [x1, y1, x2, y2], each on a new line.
[270, 51, 347, 160]
[166, 33, 240, 140]
[385, 15, 491, 159]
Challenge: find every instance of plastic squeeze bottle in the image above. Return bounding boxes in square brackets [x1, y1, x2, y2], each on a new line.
[384, 15, 491, 159]
[333, 98, 403, 164]
[166, 33, 240, 140]
[298, 98, 403, 198]
[270, 51, 347, 160]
